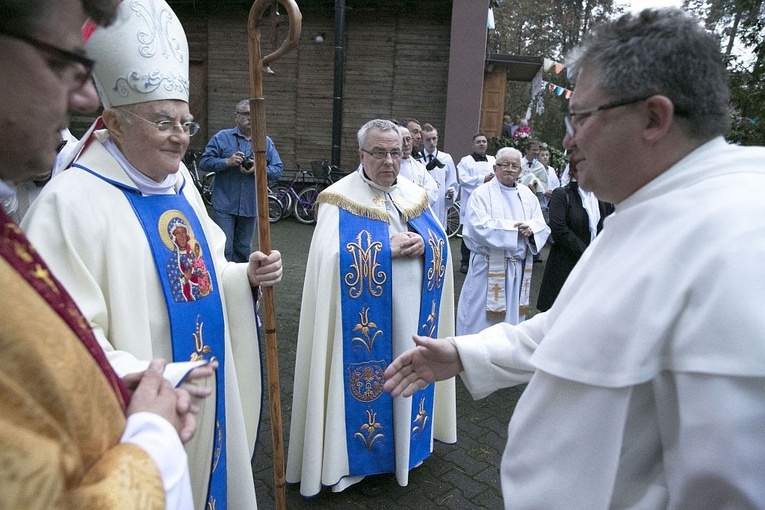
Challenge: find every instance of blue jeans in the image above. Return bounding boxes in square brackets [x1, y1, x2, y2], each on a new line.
[210, 208, 256, 263]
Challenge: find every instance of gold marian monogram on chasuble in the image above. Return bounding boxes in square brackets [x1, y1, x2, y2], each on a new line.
[426, 228, 445, 291]
[344, 229, 386, 299]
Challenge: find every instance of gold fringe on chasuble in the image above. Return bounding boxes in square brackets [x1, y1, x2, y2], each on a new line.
[317, 189, 430, 223]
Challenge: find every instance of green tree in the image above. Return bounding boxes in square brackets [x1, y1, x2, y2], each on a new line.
[489, 0, 619, 152]
[491, 0, 765, 148]
[686, 0, 765, 145]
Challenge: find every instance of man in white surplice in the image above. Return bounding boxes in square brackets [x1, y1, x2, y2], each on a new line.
[456, 147, 549, 335]
[396, 125, 438, 208]
[417, 123, 458, 228]
[384, 7, 765, 509]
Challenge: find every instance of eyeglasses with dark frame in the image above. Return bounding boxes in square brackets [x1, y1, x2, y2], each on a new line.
[235, 111, 250, 117]
[361, 148, 403, 160]
[564, 95, 652, 138]
[0, 28, 95, 88]
[117, 107, 201, 137]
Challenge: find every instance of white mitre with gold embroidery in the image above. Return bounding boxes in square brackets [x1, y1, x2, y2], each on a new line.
[86, 0, 189, 107]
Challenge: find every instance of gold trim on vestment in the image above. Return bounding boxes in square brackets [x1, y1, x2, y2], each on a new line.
[317, 189, 430, 223]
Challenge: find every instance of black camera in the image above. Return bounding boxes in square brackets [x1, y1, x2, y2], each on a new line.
[242, 157, 255, 171]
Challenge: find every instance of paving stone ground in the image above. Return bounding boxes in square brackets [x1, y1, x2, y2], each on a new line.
[252, 218, 547, 509]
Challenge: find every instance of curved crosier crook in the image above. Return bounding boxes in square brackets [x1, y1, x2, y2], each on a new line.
[248, 0, 302, 75]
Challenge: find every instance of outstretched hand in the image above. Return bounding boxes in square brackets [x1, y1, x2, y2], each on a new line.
[383, 335, 463, 398]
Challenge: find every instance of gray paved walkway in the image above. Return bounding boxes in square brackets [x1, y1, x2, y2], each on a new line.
[252, 219, 547, 508]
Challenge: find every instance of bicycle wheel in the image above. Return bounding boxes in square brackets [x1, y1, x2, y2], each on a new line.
[268, 194, 283, 223]
[446, 202, 461, 238]
[201, 173, 215, 206]
[270, 183, 294, 217]
[294, 187, 318, 225]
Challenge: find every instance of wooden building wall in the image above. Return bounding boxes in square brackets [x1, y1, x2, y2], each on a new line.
[173, 2, 452, 174]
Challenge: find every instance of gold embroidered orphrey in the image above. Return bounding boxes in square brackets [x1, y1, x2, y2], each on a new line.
[351, 306, 384, 354]
[355, 408, 385, 451]
[344, 229, 387, 299]
[411, 396, 430, 439]
[426, 228, 446, 291]
[190, 313, 213, 361]
[420, 299, 438, 337]
[348, 361, 387, 402]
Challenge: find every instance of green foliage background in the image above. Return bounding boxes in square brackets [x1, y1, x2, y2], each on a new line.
[489, 0, 764, 153]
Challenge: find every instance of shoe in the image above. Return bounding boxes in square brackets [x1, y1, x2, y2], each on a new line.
[460, 264, 468, 274]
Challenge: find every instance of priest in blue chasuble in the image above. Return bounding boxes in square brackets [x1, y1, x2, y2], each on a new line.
[287, 119, 457, 497]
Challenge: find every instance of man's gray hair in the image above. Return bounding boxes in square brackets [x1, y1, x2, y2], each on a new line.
[496, 147, 522, 162]
[357, 119, 401, 148]
[566, 7, 729, 140]
[0, 0, 117, 33]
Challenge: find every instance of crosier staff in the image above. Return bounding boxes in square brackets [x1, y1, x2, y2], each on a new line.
[247, 1, 301, 508]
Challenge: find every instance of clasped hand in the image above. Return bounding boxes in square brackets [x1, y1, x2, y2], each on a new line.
[247, 249, 283, 287]
[124, 359, 217, 444]
[390, 232, 424, 259]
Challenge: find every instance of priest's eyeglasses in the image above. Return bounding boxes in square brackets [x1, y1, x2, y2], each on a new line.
[361, 148, 403, 160]
[0, 28, 94, 88]
[118, 107, 201, 137]
[564, 95, 651, 138]
[496, 162, 521, 170]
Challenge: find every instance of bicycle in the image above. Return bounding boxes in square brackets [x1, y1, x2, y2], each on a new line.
[293, 161, 337, 225]
[445, 201, 461, 238]
[183, 149, 214, 206]
[269, 164, 315, 220]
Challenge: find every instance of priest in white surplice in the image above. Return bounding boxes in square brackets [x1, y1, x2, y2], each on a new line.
[396, 125, 438, 208]
[384, 8, 765, 508]
[417, 124, 458, 228]
[457, 147, 549, 335]
[287, 119, 456, 497]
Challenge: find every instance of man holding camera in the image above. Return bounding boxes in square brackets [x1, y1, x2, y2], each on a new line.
[200, 99, 283, 262]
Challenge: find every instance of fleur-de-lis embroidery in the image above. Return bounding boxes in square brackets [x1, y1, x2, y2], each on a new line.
[420, 299, 438, 337]
[132, 0, 184, 61]
[355, 409, 385, 450]
[344, 230, 386, 298]
[190, 314, 213, 361]
[426, 229, 445, 291]
[352, 306, 384, 354]
[411, 397, 429, 440]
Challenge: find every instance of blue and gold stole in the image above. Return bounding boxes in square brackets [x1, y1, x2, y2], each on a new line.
[75, 165, 228, 509]
[339, 205, 447, 476]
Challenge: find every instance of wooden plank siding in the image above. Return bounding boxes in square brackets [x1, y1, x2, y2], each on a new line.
[172, 2, 454, 175]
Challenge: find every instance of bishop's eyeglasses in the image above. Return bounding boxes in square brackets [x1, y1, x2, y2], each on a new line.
[118, 107, 201, 137]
